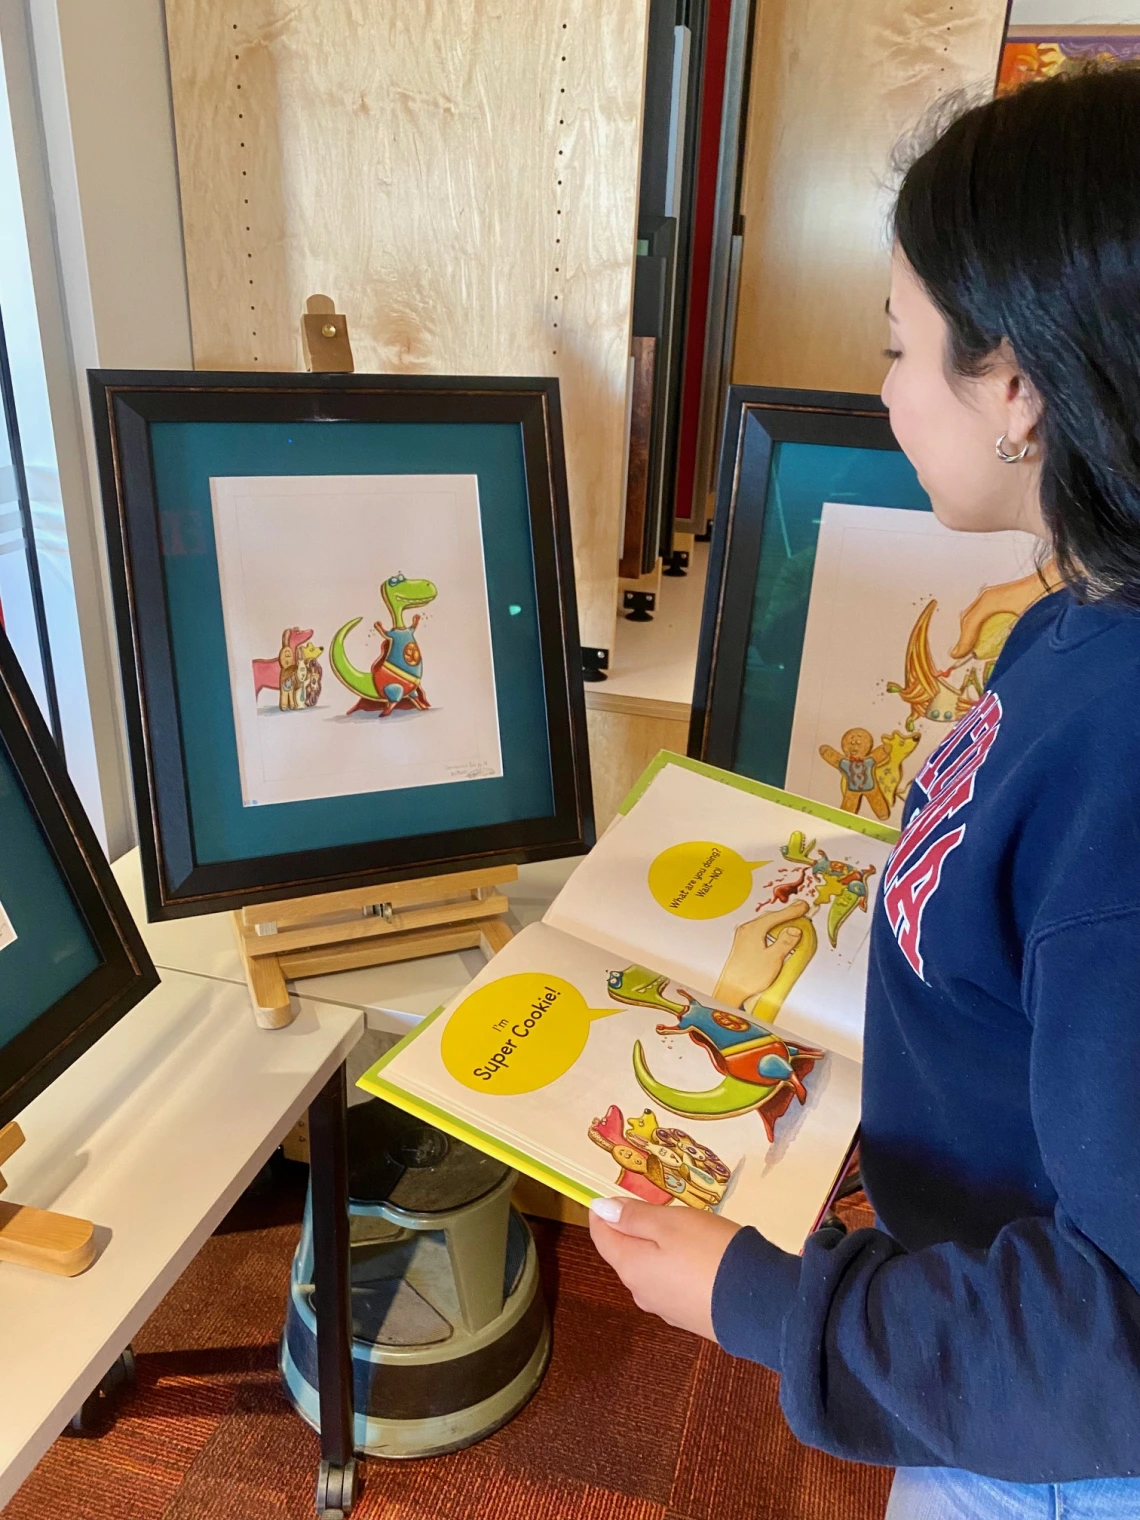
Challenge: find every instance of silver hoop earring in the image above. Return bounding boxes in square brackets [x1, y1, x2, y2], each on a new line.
[996, 433, 1030, 464]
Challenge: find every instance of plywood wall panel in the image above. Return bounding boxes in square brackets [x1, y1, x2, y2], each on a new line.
[732, 0, 1009, 395]
[165, 0, 649, 653]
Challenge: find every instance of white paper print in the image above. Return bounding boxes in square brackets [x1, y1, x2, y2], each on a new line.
[211, 474, 503, 807]
[785, 504, 1041, 826]
[0, 895, 15, 955]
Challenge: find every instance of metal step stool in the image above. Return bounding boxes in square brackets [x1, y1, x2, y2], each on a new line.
[281, 1097, 550, 1459]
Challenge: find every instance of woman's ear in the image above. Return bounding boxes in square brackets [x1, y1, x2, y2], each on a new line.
[1007, 369, 1045, 444]
[991, 340, 1044, 445]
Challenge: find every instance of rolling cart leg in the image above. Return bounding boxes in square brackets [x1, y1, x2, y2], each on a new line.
[308, 1065, 358, 1517]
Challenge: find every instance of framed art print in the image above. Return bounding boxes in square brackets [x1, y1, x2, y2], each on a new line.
[91, 371, 594, 919]
[0, 621, 157, 1128]
[998, 25, 1140, 96]
[689, 387, 1045, 826]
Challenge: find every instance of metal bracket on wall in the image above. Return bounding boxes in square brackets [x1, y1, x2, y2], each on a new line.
[622, 590, 656, 622]
[301, 295, 355, 374]
[581, 647, 610, 683]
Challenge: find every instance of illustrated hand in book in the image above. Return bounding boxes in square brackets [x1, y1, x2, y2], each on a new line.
[588, 1194, 741, 1341]
[713, 898, 812, 1011]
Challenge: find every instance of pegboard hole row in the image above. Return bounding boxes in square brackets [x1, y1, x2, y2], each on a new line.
[235, 49, 259, 365]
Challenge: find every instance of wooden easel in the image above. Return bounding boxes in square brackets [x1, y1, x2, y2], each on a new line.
[233, 865, 518, 1029]
[0, 1122, 97, 1276]
[232, 302, 519, 1029]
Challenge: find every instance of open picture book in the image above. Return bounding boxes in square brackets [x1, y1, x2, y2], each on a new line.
[359, 753, 897, 1253]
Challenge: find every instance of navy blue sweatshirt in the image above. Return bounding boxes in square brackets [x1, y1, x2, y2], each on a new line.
[711, 588, 1140, 1481]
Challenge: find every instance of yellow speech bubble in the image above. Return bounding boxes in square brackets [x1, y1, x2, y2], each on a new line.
[647, 840, 770, 920]
[440, 973, 618, 1095]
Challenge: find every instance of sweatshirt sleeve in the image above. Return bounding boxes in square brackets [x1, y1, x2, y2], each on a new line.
[711, 907, 1140, 1481]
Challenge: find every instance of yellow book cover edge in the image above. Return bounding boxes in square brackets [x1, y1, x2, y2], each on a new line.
[357, 1006, 599, 1208]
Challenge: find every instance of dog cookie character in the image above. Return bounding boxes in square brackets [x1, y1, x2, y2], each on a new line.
[293, 638, 323, 710]
[588, 1104, 731, 1209]
[278, 630, 300, 711]
[253, 626, 313, 703]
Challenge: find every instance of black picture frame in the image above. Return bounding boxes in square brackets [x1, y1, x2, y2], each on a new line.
[0, 622, 158, 1129]
[689, 385, 929, 774]
[90, 370, 595, 920]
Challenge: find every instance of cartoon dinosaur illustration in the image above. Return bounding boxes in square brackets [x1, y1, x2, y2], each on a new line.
[606, 969, 825, 1140]
[781, 834, 876, 948]
[812, 856, 875, 948]
[888, 600, 987, 730]
[330, 573, 438, 716]
[606, 965, 689, 1016]
[252, 627, 314, 702]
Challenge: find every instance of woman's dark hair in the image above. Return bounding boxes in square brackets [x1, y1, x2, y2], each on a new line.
[894, 68, 1140, 605]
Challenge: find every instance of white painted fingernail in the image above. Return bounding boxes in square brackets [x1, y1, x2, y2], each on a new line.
[590, 1196, 623, 1223]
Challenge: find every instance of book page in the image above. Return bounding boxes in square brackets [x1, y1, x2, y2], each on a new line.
[367, 921, 861, 1254]
[544, 761, 894, 1061]
[785, 503, 1039, 825]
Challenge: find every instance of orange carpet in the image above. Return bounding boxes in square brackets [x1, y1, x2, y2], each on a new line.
[2, 1169, 890, 1520]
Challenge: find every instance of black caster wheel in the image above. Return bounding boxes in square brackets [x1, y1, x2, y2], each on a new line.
[69, 1396, 100, 1435]
[69, 1346, 138, 1433]
[316, 1457, 358, 1517]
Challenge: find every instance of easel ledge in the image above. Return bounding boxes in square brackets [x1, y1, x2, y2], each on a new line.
[233, 864, 519, 1028]
[0, 1123, 97, 1277]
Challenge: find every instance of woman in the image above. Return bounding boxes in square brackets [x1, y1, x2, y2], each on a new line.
[588, 67, 1140, 1519]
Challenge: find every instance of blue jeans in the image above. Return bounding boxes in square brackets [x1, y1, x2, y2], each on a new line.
[886, 1468, 1140, 1519]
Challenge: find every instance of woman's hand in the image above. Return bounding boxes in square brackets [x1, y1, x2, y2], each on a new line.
[588, 1195, 741, 1339]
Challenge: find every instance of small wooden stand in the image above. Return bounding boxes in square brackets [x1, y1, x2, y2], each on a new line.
[0, 1122, 97, 1276]
[233, 865, 519, 1029]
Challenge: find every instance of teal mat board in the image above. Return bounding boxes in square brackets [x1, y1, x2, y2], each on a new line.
[149, 420, 555, 866]
[733, 441, 931, 786]
[0, 738, 100, 1045]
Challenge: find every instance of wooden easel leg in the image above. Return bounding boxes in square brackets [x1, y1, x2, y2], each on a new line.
[480, 916, 515, 955]
[232, 913, 295, 1029]
[0, 1123, 98, 1277]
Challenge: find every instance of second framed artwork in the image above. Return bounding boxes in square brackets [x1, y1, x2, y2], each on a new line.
[92, 372, 594, 918]
[690, 387, 1050, 826]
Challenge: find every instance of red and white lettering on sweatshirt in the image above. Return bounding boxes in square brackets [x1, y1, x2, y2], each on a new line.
[883, 690, 1003, 981]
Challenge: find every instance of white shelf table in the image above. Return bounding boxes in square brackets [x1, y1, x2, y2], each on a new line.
[0, 848, 578, 1513]
[0, 968, 363, 1511]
